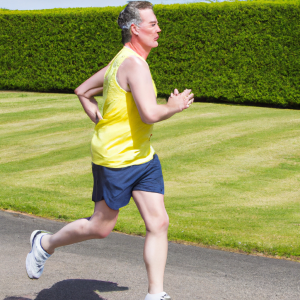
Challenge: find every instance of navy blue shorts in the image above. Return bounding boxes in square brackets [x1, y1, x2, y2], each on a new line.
[92, 154, 164, 210]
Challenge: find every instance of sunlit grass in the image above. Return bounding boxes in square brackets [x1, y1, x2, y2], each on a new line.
[1, 91, 300, 258]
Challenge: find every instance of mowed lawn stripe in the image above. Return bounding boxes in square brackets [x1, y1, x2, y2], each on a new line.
[123, 103, 300, 257]
[1, 91, 300, 258]
[0, 126, 92, 164]
[0, 92, 94, 220]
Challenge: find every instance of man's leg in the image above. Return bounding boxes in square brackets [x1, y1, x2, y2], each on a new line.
[132, 190, 169, 295]
[42, 200, 119, 254]
[26, 200, 118, 279]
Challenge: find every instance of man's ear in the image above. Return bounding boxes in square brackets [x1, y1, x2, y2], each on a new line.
[131, 23, 139, 36]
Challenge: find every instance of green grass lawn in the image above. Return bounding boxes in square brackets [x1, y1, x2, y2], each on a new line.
[1, 91, 300, 259]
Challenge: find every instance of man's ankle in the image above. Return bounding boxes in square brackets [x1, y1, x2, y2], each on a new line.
[41, 234, 54, 255]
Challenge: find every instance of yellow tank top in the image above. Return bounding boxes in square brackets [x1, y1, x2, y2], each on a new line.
[91, 47, 156, 168]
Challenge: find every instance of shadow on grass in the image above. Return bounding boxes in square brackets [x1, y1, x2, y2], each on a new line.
[4, 279, 129, 300]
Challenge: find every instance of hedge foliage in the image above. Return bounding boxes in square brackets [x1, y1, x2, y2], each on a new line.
[1, 1, 300, 107]
[0, 7, 121, 92]
[152, 1, 300, 107]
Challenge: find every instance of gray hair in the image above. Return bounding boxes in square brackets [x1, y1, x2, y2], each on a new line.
[118, 1, 154, 45]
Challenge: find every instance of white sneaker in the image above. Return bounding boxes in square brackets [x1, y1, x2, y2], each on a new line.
[26, 230, 52, 279]
[145, 292, 172, 300]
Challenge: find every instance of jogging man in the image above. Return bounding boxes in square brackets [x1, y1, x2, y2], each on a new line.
[26, 2, 194, 300]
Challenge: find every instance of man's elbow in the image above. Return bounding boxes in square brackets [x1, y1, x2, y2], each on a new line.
[141, 113, 156, 125]
[74, 87, 85, 96]
[74, 88, 80, 96]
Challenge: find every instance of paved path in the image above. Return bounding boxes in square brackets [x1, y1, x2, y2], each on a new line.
[0, 210, 299, 300]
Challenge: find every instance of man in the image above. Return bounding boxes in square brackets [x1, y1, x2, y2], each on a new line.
[26, 2, 194, 300]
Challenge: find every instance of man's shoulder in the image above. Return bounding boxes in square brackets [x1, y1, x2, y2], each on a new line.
[122, 55, 149, 71]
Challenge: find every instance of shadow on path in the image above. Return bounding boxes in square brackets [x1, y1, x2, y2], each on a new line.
[4, 279, 129, 300]
[3, 298, 31, 300]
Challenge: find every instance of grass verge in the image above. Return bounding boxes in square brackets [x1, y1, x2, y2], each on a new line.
[1, 91, 300, 259]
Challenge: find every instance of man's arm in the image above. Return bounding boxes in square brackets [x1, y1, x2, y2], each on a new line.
[125, 56, 194, 124]
[74, 65, 110, 124]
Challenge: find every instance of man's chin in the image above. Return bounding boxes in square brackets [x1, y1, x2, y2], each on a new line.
[152, 41, 159, 48]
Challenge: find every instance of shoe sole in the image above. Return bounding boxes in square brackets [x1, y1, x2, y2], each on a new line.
[26, 230, 51, 280]
[26, 253, 36, 280]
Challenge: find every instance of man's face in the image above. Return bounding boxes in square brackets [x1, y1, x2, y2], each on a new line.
[136, 9, 161, 49]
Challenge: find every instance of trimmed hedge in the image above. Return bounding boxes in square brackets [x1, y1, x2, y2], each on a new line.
[152, 1, 300, 107]
[1, 1, 300, 107]
[0, 7, 121, 92]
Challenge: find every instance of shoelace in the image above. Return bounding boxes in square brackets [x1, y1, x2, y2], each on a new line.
[160, 294, 169, 300]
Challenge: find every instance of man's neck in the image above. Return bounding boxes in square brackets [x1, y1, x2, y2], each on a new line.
[125, 41, 151, 60]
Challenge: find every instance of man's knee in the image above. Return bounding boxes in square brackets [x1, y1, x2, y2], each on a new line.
[90, 223, 112, 239]
[90, 204, 118, 239]
[146, 214, 169, 234]
[95, 229, 111, 239]
[89, 218, 116, 239]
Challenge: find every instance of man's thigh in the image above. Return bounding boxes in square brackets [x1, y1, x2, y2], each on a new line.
[132, 190, 168, 229]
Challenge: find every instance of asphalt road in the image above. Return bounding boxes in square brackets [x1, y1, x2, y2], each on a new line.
[0, 210, 299, 300]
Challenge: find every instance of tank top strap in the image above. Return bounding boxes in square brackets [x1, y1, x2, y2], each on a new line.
[103, 47, 156, 99]
[108, 46, 147, 75]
